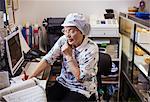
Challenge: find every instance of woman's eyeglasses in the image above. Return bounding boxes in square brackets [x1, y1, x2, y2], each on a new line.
[61, 28, 79, 35]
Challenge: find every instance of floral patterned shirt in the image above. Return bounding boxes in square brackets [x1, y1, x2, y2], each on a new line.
[42, 35, 99, 98]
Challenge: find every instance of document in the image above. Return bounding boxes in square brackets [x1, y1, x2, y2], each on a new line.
[0, 78, 47, 102]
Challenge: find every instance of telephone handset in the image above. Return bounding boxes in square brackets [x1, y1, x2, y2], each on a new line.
[24, 49, 46, 60]
[67, 41, 71, 47]
[67, 41, 75, 49]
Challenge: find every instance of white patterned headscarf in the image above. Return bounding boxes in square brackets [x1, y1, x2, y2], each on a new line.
[61, 13, 91, 36]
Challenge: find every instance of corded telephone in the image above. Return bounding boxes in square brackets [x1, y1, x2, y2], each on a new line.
[24, 49, 46, 60]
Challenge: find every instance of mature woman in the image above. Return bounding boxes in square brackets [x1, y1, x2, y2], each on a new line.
[29, 13, 99, 101]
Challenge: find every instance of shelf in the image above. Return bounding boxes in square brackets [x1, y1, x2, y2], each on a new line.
[140, 91, 150, 102]
[128, 14, 150, 28]
[119, 12, 150, 28]
[122, 71, 145, 101]
[89, 32, 121, 101]
[119, 12, 127, 18]
[120, 12, 150, 101]
[133, 84, 148, 102]
[112, 58, 120, 61]
[119, 30, 131, 38]
[89, 35, 121, 38]
[101, 74, 119, 85]
[92, 39, 110, 44]
[102, 81, 119, 84]
[136, 43, 150, 55]
[101, 74, 118, 77]
[134, 55, 149, 77]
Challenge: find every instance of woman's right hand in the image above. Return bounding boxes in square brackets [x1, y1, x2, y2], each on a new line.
[61, 42, 73, 58]
[22, 71, 29, 81]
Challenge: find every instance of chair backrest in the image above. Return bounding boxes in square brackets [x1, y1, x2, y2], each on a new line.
[97, 52, 112, 76]
[97, 52, 112, 98]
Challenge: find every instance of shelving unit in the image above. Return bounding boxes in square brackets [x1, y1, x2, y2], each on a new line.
[119, 12, 150, 102]
[89, 32, 122, 101]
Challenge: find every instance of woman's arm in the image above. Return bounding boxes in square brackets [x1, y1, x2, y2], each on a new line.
[29, 60, 51, 79]
[29, 36, 66, 79]
[66, 56, 80, 80]
[61, 43, 81, 80]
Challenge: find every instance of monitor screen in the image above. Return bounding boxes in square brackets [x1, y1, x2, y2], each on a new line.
[5, 30, 24, 76]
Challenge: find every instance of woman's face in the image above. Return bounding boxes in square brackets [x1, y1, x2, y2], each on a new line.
[62, 26, 84, 47]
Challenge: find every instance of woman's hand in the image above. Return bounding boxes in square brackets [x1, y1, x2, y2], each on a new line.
[61, 42, 73, 59]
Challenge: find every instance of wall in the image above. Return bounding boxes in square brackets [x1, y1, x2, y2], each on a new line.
[15, 0, 149, 25]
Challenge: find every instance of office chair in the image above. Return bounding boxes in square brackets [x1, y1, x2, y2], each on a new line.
[97, 52, 112, 101]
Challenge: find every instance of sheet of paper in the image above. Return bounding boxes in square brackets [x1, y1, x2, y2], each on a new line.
[10, 75, 24, 85]
[3, 85, 47, 102]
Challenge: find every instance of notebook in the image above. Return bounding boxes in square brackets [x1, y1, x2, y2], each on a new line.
[0, 78, 47, 102]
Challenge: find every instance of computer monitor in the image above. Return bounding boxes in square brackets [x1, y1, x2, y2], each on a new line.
[5, 30, 24, 76]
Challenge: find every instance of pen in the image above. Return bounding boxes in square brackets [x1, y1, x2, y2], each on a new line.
[23, 70, 29, 80]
